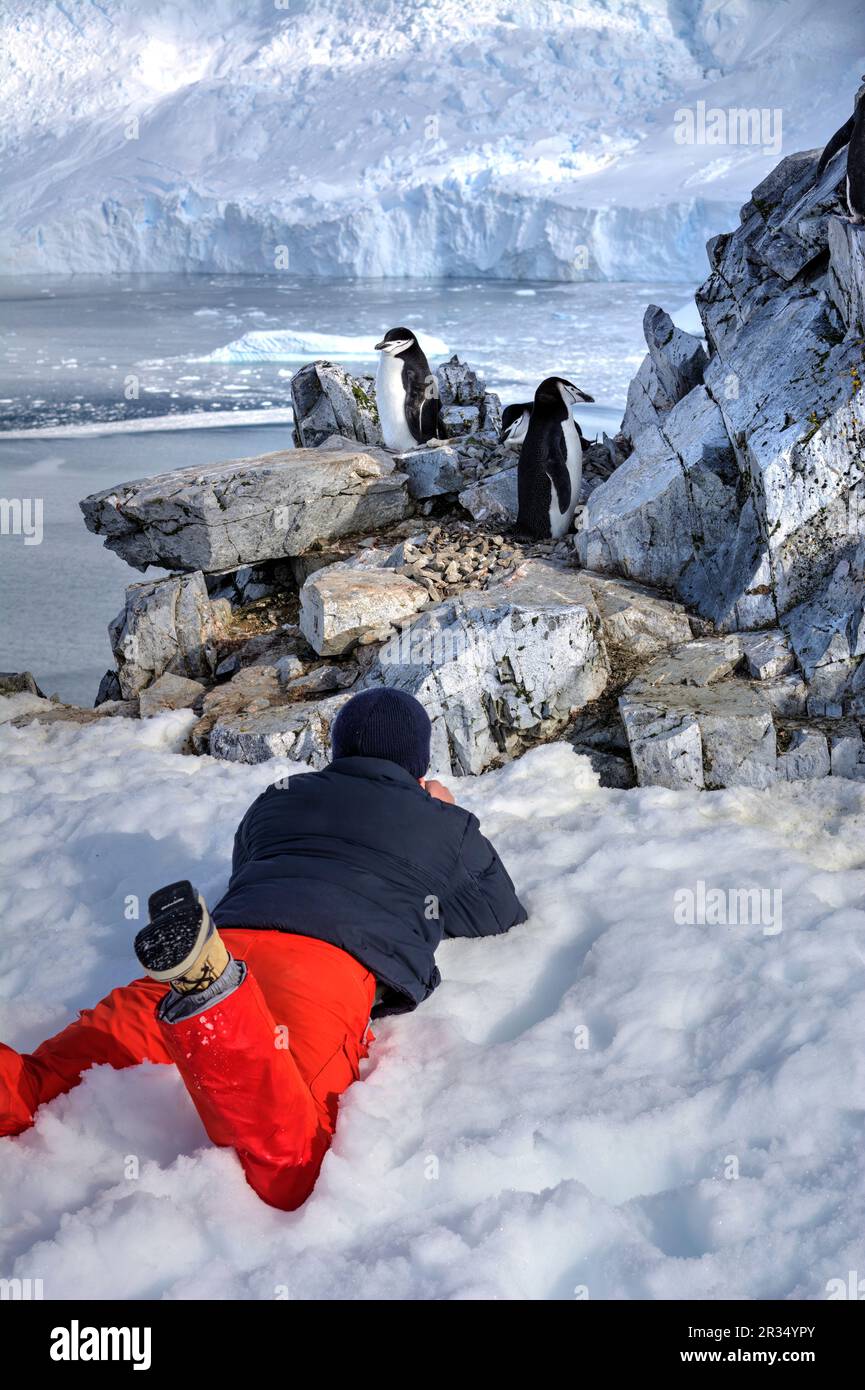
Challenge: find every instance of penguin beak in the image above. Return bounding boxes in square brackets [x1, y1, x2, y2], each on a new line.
[375, 338, 414, 355]
[572, 387, 594, 403]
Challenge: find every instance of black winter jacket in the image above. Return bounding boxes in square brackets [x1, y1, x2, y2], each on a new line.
[212, 756, 527, 1015]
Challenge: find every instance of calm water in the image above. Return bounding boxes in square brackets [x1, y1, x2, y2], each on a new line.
[0, 274, 692, 704]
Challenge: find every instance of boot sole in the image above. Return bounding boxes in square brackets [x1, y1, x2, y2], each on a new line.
[135, 880, 213, 983]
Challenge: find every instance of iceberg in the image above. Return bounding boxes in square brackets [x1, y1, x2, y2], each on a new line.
[201, 329, 449, 363]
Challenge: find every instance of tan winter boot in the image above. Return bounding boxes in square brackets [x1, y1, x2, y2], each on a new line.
[134, 881, 230, 994]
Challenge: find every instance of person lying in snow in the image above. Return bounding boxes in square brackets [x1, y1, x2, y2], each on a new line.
[0, 688, 526, 1210]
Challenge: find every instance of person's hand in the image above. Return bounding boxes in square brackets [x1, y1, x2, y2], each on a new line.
[420, 778, 456, 805]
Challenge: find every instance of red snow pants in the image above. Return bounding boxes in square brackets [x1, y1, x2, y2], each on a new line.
[0, 931, 376, 1211]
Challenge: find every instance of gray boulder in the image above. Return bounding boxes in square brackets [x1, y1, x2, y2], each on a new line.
[94, 670, 123, 706]
[394, 443, 468, 499]
[440, 405, 480, 438]
[109, 572, 229, 699]
[458, 466, 518, 525]
[209, 691, 352, 766]
[0, 671, 46, 698]
[776, 727, 831, 781]
[436, 356, 485, 409]
[290, 362, 382, 448]
[435, 356, 502, 440]
[364, 561, 611, 775]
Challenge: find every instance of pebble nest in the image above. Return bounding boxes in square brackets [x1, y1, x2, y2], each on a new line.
[391, 521, 578, 604]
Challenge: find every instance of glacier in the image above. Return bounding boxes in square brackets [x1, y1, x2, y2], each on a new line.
[0, 0, 860, 281]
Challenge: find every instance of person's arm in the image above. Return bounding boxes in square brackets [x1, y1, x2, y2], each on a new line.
[229, 800, 256, 874]
[420, 778, 456, 805]
[442, 810, 528, 939]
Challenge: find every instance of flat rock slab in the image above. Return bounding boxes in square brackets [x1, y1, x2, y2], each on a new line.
[10, 699, 136, 728]
[578, 572, 693, 667]
[80, 447, 412, 573]
[632, 636, 745, 690]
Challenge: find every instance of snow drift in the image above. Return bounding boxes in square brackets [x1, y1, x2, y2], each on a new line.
[0, 0, 860, 281]
[2, 706, 865, 1299]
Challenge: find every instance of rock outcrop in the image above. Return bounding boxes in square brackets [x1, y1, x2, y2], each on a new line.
[579, 147, 865, 688]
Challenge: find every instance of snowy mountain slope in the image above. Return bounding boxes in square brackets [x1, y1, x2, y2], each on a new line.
[0, 0, 860, 280]
[2, 707, 865, 1299]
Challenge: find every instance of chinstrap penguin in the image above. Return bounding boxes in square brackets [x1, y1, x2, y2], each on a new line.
[500, 401, 534, 448]
[501, 399, 592, 452]
[816, 77, 865, 222]
[516, 377, 594, 540]
[374, 327, 441, 450]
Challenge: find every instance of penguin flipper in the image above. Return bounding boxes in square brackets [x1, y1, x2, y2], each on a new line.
[401, 358, 438, 443]
[542, 429, 572, 516]
[817, 114, 855, 178]
[418, 389, 441, 442]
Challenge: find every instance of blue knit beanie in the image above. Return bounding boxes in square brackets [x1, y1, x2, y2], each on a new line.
[331, 688, 431, 779]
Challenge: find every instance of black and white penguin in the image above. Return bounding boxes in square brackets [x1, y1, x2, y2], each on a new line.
[374, 327, 441, 450]
[516, 377, 594, 539]
[499, 401, 534, 448]
[501, 400, 592, 452]
[816, 77, 865, 222]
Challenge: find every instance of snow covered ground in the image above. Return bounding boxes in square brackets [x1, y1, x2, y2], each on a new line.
[0, 0, 860, 280]
[2, 704, 864, 1300]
